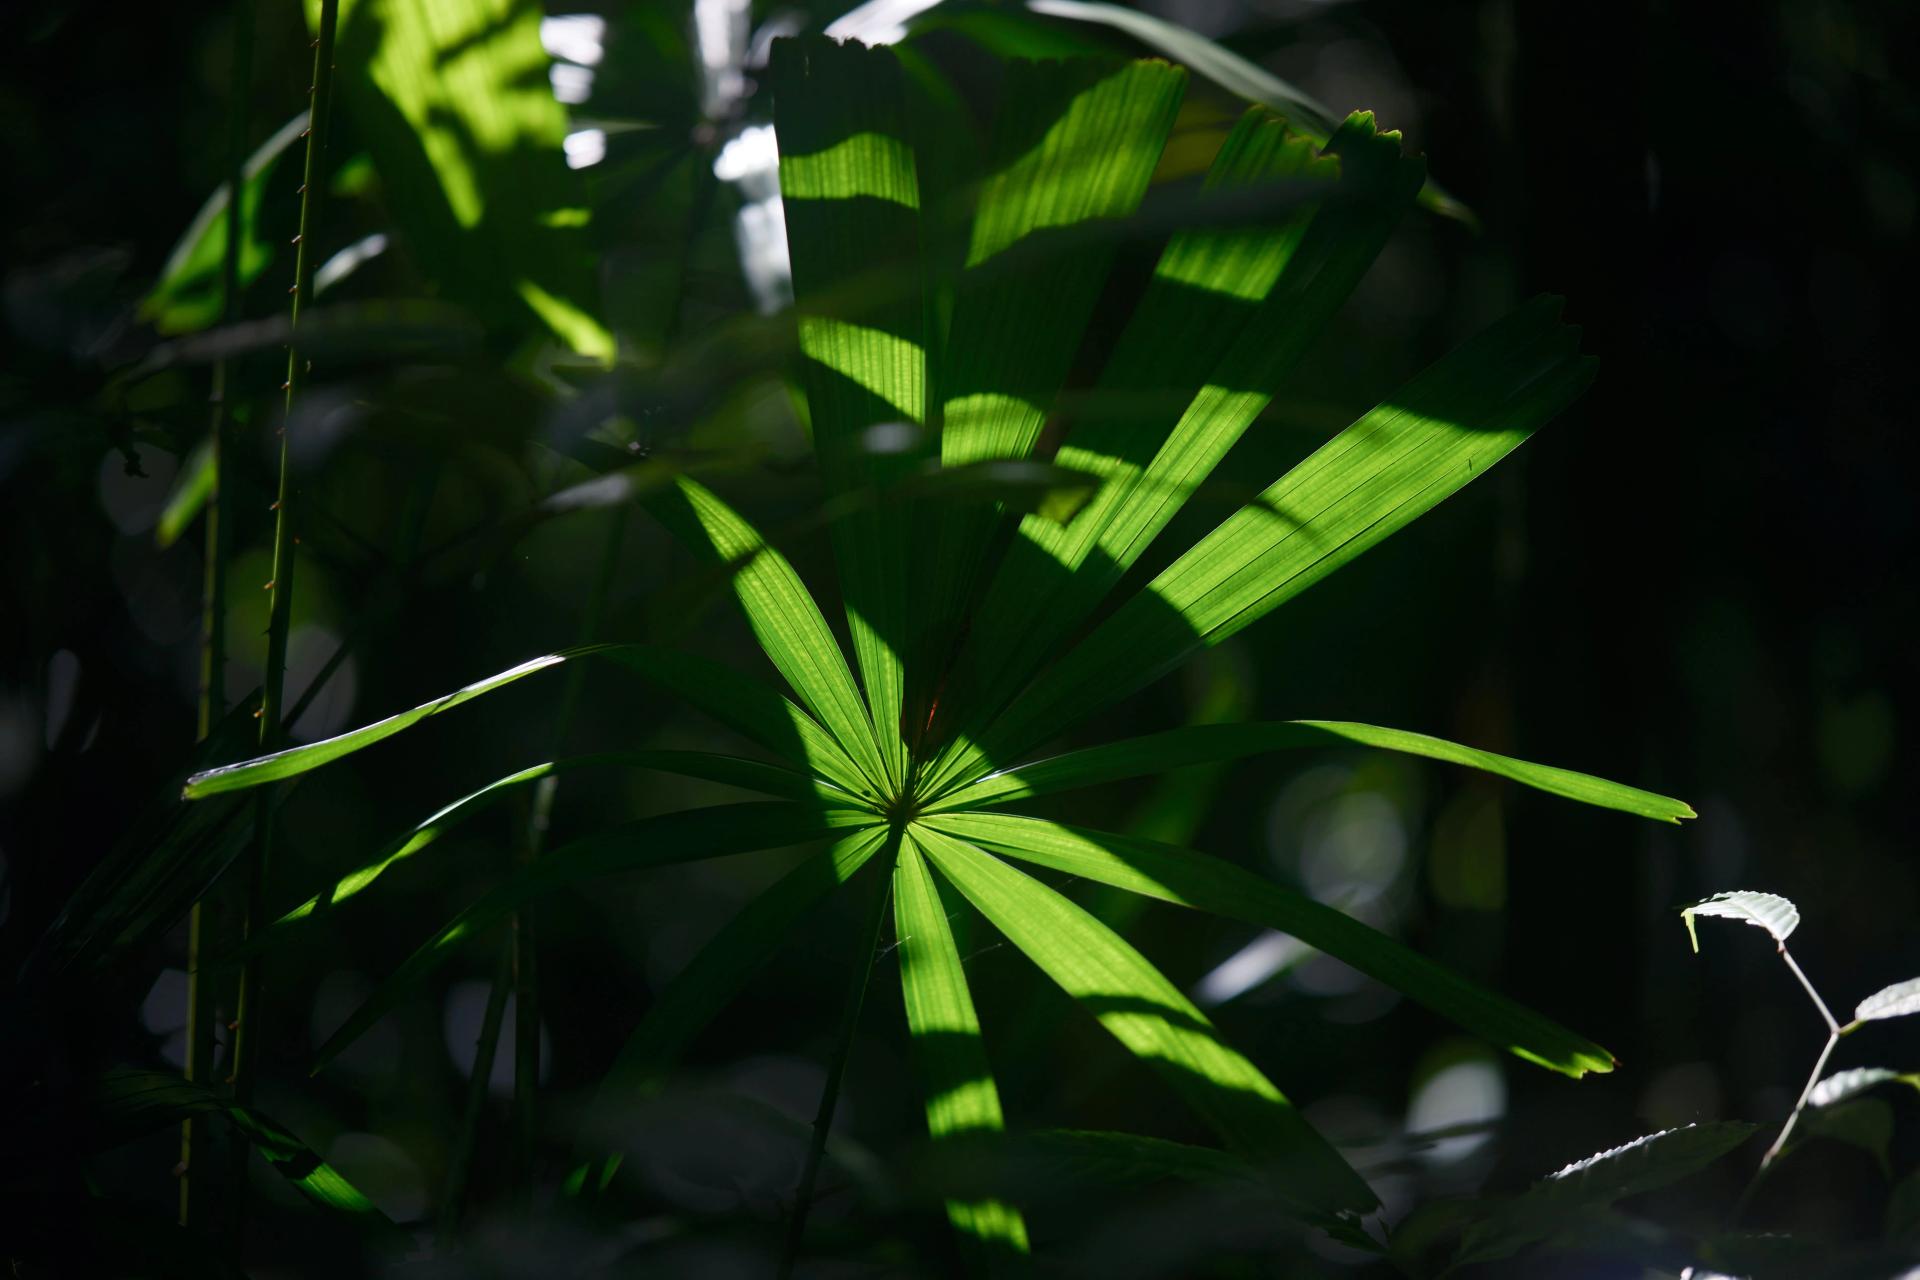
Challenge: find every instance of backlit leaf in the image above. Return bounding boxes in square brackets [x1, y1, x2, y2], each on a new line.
[1809, 1067, 1920, 1109]
[1853, 977, 1920, 1026]
[1679, 891, 1800, 954]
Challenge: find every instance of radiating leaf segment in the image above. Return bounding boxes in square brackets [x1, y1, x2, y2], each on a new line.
[185, 36, 1694, 1259]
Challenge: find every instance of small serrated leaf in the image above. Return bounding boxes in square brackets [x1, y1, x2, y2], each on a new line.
[1678, 891, 1799, 948]
[1809, 1068, 1920, 1109]
[1854, 977, 1920, 1025]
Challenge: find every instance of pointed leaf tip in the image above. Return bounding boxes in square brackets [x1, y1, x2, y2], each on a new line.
[1854, 977, 1920, 1025]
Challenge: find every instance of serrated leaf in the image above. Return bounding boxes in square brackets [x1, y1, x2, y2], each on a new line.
[929, 719, 1693, 824]
[926, 812, 1615, 1078]
[1854, 977, 1920, 1025]
[938, 295, 1594, 790]
[1457, 1123, 1755, 1265]
[910, 823, 1376, 1223]
[1679, 891, 1800, 953]
[896, 830, 1031, 1262]
[311, 804, 877, 1071]
[1809, 1068, 1920, 1108]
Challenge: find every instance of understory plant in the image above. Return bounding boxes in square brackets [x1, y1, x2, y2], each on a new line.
[172, 33, 1705, 1266]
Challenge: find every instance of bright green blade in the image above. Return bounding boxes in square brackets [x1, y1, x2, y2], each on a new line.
[154, 435, 216, 549]
[925, 812, 1616, 1078]
[930, 720, 1693, 824]
[141, 112, 307, 336]
[183, 642, 875, 805]
[772, 37, 927, 790]
[1021, 0, 1472, 223]
[947, 295, 1596, 786]
[910, 56, 1187, 735]
[87, 1068, 399, 1226]
[593, 827, 892, 1101]
[911, 824, 1377, 1223]
[896, 830, 1032, 1262]
[928, 110, 1419, 760]
[647, 477, 891, 792]
[311, 803, 874, 1071]
[317, 0, 609, 354]
[241, 750, 838, 956]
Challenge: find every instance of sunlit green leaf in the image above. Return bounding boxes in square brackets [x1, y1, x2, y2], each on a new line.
[1852, 977, 1920, 1026]
[1809, 1067, 1920, 1108]
[926, 811, 1616, 1077]
[930, 719, 1693, 823]
[911, 823, 1376, 1223]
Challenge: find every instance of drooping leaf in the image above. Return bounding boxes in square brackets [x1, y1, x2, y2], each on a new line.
[910, 824, 1376, 1223]
[1852, 977, 1920, 1026]
[929, 719, 1693, 824]
[1679, 890, 1800, 954]
[142, 113, 308, 335]
[594, 827, 891, 1099]
[772, 36, 926, 788]
[1456, 1123, 1756, 1266]
[1809, 1068, 1920, 1109]
[646, 476, 892, 793]
[318, 0, 610, 353]
[86, 1068, 400, 1227]
[896, 831, 1031, 1262]
[244, 750, 833, 954]
[312, 803, 878, 1070]
[1019, 0, 1472, 222]
[183, 643, 877, 805]
[939, 295, 1595, 788]
[926, 812, 1615, 1078]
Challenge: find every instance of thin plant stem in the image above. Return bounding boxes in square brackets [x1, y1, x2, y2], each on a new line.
[181, 0, 253, 1235]
[440, 940, 514, 1243]
[509, 507, 629, 1208]
[1734, 943, 1845, 1219]
[779, 856, 893, 1279]
[229, 0, 338, 1247]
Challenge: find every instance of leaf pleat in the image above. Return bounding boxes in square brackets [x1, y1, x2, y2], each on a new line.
[910, 824, 1377, 1222]
[896, 830, 1032, 1261]
[773, 38, 927, 788]
[926, 812, 1616, 1078]
[948, 294, 1595, 784]
[927, 111, 1421, 762]
[311, 802, 872, 1071]
[930, 720, 1693, 824]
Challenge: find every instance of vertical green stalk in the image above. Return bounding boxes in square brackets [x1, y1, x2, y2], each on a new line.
[778, 851, 893, 1278]
[228, 0, 338, 1237]
[182, 0, 253, 1233]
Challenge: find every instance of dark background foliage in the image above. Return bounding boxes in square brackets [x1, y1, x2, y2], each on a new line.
[2, 0, 1915, 1273]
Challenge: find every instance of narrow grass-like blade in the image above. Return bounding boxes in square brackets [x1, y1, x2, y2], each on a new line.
[911, 57, 1186, 734]
[912, 825, 1376, 1222]
[926, 812, 1616, 1078]
[930, 720, 1693, 824]
[242, 750, 838, 956]
[772, 37, 926, 788]
[1023, 0, 1471, 223]
[154, 436, 216, 549]
[87, 1068, 400, 1227]
[896, 831, 1032, 1262]
[183, 642, 875, 805]
[312, 803, 876, 1071]
[318, 0, 609, 353]
[647, 477, 891, 793]
[929, 112, 1420, 759]
[952, 295, 1595, 783]
[594, 827, 892, 1101]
